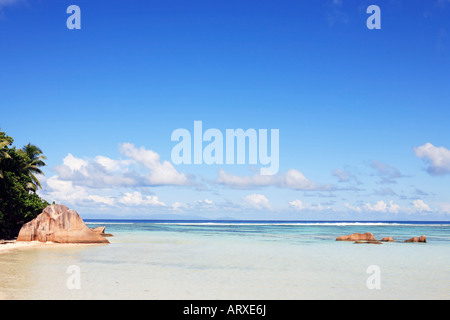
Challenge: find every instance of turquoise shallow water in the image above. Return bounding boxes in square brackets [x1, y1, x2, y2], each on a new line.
[0, 220, 449, 300]
[92, 220, 450, 243]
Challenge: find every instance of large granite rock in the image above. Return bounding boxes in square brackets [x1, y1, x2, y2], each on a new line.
[336, 232, 377, 242]
[16, 205, 109, 244]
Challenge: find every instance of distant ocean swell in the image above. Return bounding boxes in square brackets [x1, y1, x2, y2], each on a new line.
[85, 220, 450, 227]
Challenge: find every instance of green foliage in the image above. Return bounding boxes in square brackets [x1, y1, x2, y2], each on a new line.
[0, 130, 49, 239]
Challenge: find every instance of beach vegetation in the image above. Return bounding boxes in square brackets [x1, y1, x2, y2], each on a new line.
[0, 130, 49, 239]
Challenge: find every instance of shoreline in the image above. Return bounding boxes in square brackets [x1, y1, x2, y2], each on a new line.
[0, 240, 48, 254]
[0, 240, 102, 255]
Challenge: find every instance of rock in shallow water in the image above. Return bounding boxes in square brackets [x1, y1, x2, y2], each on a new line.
[336, 232, 377, 242]
[405, 235, 427, 243]
[90, 226, 113, 237]
[353, 240, 382, 244]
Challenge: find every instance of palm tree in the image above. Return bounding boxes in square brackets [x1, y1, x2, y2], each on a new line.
[18, 143, 47, 191]
[0, 137, 11, 179]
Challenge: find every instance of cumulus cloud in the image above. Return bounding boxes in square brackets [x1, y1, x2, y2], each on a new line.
[364, 200, 387, 212]
[87, 194, 116, 206]
[54, 153, 138, 188]
[43, 176, 168, 208]
[413, 199, 432, 212]
[288, 199, 304, 210]
[118, 191, 166, 207]
[388, 201, 401, 214]
[53, 143, 190, 188]
[414, 143, 450, 176]
[43, 175, 115, 207]
[45, 175, 89, 203]
[243, 194, 271, 210]
[119, 143, 189, 186]
[364, 200, 400, 214]
[42, 143, 192, 209]
[344, 199, 435, 215]
[216, 169, 329, 191]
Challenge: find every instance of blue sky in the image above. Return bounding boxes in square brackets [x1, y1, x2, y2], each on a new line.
[1, 0, 450, 220]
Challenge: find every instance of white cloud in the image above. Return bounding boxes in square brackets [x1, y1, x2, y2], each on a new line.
[44, 176, 115, 207]
[361, 199, 432, 215]
[43, 176, 166, 208]
[54, 154, 140, 188]
[118, 191, 166, 207]
[63, 153, 88, 172]
[364, 200, 400, 213]
[87, 194, 116, 206]
[95, 155, 133, 172]
[45, 175, 88, 203]
[53, 144, 190, 188]
[388, 200, 401, 214]
[414, 143, 450, 176]
[243, 194, 271, 210]
[413, 199, 431, 212]
[217, 169, 326, 190]
[364, 201, 385, 212]
[120, 143, 189, 186]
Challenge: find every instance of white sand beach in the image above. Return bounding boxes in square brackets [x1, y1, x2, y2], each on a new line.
[0, 240, 100, 255]
[0, 241, 48, 254]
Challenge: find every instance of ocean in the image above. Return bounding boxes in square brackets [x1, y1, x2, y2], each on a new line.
[0, 220, 449, 300]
